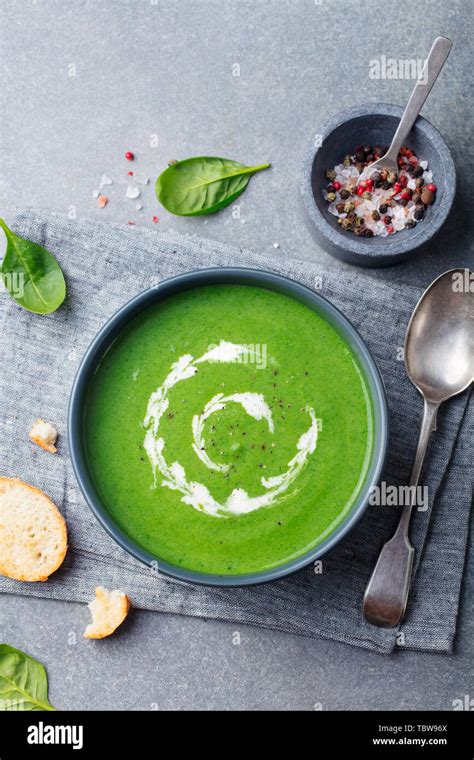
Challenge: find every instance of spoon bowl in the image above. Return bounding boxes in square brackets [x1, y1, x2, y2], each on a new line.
[405, 269, 474, 404]
[357, 155, 398, 187]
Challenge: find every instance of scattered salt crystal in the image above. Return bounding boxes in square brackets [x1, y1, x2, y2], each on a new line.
[126, 186, 140, 200]
[419, 160, 428, 170]
[100, 174, 113, 188]
[407, 179, 416, 190]
[136, 203, 143, 210]
[273, 243, 280, 249]
[92, 190, 99, 198]
[133, 173, 149, 186]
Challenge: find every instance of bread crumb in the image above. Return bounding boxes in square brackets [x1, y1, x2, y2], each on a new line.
[29, 419, 58, 454]
[84, 587, 131, 639]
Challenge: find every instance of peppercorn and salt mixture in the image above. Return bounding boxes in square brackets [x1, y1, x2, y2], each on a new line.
[323, 145, 437, 237]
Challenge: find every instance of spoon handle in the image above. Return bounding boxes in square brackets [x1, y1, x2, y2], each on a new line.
[385, 37, 452, 163]
[363, 399, 439, 628]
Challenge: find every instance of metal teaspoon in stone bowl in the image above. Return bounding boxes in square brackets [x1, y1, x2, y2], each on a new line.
[363, 268, 474, 628]
[357, 36, 452, 187]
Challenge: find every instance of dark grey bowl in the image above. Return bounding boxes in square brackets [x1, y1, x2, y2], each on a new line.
[301, 103, 456, 266]
[68, 268, 389, 587]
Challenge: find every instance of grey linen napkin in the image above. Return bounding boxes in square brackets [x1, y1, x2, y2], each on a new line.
[0, 209, 472, 654]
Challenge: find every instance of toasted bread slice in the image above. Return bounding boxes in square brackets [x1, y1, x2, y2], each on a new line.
[84, 587, 131, 639]
[29, 419, 58, 454]
[0, 477, 67, 582]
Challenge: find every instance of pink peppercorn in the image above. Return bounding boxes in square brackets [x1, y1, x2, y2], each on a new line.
[333, 181, 342, 191]
[125, 151, 134, 161]
[400, 190, 411, 200]
[427, 183, 437, 193]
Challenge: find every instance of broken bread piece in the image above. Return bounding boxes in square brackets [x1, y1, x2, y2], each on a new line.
[29, 419, 58, 454]
[84, 587, 131, 639]
[0, 477, 67, 582]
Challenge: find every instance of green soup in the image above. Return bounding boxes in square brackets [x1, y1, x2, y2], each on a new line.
[85, 285, 373, 575]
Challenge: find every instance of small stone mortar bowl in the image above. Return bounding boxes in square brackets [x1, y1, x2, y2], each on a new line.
[301, 103, 456, 267]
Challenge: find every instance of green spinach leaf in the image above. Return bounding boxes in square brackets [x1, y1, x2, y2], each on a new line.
[0, 219, 66, 314]
[0, 644, 55, 711]
[155, 157, 270, 216]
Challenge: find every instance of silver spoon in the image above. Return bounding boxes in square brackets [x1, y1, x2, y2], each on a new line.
[363, 268, 474, 628]
[357, 37, 452, 186]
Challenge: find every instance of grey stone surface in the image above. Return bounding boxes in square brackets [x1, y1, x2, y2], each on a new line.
[0, 0, 472, 710]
